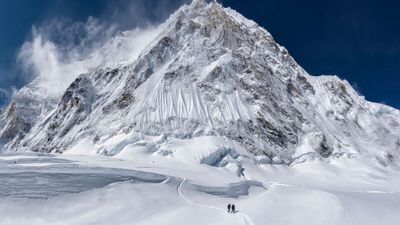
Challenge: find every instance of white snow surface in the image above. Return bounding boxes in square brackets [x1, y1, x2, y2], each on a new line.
[1, 151, 400, 225]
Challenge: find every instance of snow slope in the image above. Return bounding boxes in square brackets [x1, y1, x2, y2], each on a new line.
[1, 152, 400, 225]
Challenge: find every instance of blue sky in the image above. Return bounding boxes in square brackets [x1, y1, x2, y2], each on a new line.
[0, 0, 399, 109]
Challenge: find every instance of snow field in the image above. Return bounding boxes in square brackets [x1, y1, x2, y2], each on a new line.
[1, 151, 400, 225]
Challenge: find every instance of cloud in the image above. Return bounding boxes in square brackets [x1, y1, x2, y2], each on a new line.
[103, 0, 190, 29]
[0, 87, 10, 108]
[350, 82, 363, 96]
[0, 68, 12, 109]
[0, 88, 9, 97]
[17, 15, 161, 97]
[14, 0, 193, 98]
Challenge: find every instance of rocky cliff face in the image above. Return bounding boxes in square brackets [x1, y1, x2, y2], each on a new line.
[1, 0, 400, 165]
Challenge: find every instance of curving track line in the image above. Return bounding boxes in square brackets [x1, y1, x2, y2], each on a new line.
[177, 178, 255, 225]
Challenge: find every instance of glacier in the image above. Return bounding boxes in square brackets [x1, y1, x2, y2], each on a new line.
[1, 149, 400, 225]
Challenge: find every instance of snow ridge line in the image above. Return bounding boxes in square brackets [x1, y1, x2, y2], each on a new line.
[177, 178, 256, 225]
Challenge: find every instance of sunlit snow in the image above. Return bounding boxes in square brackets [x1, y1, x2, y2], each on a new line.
[1, 150, 400, 225]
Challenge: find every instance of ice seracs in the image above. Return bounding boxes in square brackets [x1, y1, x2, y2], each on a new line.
[1, 0, 400, 166]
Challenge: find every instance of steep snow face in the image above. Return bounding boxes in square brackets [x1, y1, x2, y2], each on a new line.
[1, 0, 400, 165]
[0, 81, 58, 145]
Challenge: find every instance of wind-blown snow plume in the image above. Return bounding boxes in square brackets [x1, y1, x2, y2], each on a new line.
[0, 88, 9, 108]
[0, 68, 12, 108]
[17, 17, 161, 96]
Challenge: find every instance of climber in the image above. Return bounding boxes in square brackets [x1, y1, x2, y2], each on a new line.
[227, 203, 231, 213]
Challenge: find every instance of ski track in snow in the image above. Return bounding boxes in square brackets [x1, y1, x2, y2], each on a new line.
[177, 178, 256, 225]
[2, 154, 400, 225]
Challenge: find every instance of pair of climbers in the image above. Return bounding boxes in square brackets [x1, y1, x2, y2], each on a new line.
[227, 203, 236, 213]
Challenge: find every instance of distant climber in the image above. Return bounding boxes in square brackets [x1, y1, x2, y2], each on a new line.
[227, 203, 231, 213]
[238, 166, 245, 177]
[231, 204, 236, 213]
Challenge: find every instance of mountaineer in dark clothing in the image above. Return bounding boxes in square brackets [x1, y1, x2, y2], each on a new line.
[227, 204, 231, 213]
[231, 204, 236, 213]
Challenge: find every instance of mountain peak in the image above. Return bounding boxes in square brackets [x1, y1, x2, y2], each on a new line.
[189, 0, 208, 8]
[1, 0, 400, 166]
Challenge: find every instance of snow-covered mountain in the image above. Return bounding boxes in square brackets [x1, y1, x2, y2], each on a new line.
[1, 0, 400, 166]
